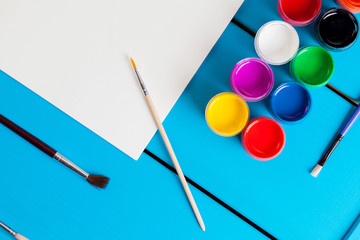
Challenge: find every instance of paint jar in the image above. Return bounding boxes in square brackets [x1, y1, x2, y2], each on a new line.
[255, 21, 299, 65]
[336, 0, 360, 13]
[230, 58, 274, 102]
[290, 46, 334, 88]
[278, 0, 322, 26]
[315, 8, 358, 51]
[241, 117, 285, 161]
[270, 82, 311, 123]
[205, 92, 249, 137]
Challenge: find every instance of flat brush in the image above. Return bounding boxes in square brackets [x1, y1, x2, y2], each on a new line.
[0, 220, 29, 240]
[0, 114, 109, 188]
[311, 104, 360, 177]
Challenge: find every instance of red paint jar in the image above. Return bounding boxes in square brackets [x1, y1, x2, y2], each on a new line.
[241, 117, 286, 161]
[278, 0, 322, 26]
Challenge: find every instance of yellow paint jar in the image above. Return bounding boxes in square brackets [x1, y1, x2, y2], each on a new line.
[205, 92, 250, 137]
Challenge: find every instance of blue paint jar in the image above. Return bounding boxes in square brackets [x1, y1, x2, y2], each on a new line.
[269, 82, 311, 123]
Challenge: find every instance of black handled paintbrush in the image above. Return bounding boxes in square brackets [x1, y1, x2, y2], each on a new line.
[0, 114, 109, 188]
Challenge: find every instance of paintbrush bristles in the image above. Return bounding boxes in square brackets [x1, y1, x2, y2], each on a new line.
[130, 57, 137, 69]
[311, 164, 322, 178]
[14, 233, 29, 240]
[86, 174, 110, 188]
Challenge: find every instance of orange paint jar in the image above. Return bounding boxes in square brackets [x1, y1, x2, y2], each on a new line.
[337, 0, 360, 13]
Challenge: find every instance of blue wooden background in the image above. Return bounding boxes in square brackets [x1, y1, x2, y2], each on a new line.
[1, 0, 360, 239]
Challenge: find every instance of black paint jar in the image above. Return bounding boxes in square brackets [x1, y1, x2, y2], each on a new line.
[315, 8, 358, 51]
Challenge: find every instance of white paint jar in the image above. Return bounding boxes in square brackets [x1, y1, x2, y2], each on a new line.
[255, 21, 299, 65]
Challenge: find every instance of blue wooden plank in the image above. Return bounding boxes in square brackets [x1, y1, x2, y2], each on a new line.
[0, 70, 267, 239]
[344, 214, 360, 240]
[147, 2, 360, 239]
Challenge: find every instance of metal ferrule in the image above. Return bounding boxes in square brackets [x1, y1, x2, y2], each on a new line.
[134, 68, 148, 96]
[0, 221, 16, 236]
[54, 152, 88, 179]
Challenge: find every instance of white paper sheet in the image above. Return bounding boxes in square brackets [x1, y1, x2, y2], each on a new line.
[0, 0, 243, 160]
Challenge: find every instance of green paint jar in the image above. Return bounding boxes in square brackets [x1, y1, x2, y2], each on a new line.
[290, 46, 334, 88]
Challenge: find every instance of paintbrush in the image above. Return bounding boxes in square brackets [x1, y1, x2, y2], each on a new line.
[326, 84, 359, 107]
[0, 220, 29, 240]
[0, 114, 109, 188]
[130, 57, 205, 231]
[311, 104, 360, 177]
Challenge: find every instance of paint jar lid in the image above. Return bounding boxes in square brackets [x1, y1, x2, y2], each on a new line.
[230, 58, 274, 102]
[290, 46, 334, 88]
[315, 8, 359, 51]
[255, 21, 299, 65]
[277, 0, 322, 26]
[270, 82, 311, 123]
[205, 92, 249, 137]
[241, 117, 286, 161]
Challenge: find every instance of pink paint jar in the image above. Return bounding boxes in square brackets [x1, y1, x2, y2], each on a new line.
[230, 58, 274, 102]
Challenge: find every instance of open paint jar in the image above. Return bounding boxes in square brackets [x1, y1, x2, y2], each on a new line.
[278, 0, 322, 26]
[336, 0, 360, 13]
[230, 58, 274, 102]
[205, 92, 249, 137]
[315, 8, 359, 51]
[241, 117, 285, 160]
[290, 46, 334, 88]
[270, 82, 311, 123]
[255, 21, 299, 65]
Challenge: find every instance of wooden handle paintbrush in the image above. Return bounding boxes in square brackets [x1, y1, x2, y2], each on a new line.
[130, 57, 205, 231]
[0, 114, 109, 188]
[0, 220, 29, 240]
